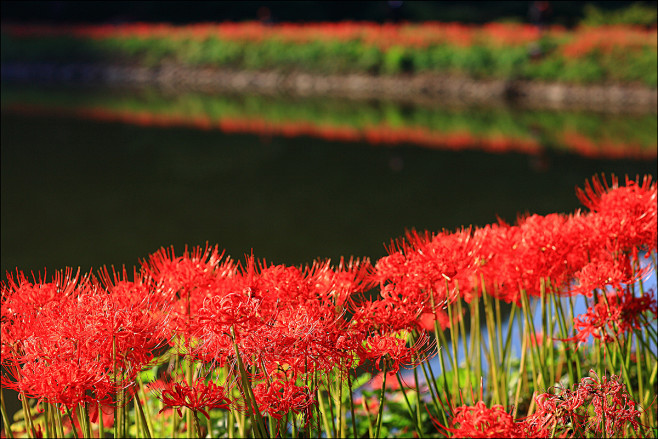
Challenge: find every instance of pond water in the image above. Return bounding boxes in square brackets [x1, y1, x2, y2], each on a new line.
[1, 85, 656, 275]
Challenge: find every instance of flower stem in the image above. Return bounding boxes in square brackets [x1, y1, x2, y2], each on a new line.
[0, 388, 14, 439]
[395, 372, 422, 437]
[374, 362, 388, 439]
[347, 373, 358, 439]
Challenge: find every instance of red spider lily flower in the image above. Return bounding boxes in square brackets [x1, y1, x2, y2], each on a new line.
[2, 354, 116, 411]
[140, 244, 239, 345]
[440, 400, 527, 438]
[2, 266, 171, 413]
[569, 252, 640, 298]
[252, 380, 316, 420]
[567, 288, 657, 345]
[141, 243, 230, 294]
[578, 370, 642, 437]
[374, 227, 480, 305]
[477, 213, 584, 303]
[1, 267, 89, 359]
[88, 400, 115, 429]
[306, 256, 375, 310]
[194, 253, 372, 377]
[362, 331, 434, 374]
[525, 370, 642, 437]
[417, 307, 464, 332]
[525, 384, 589, 437]
[150, 378, 233, 420]
[576, 174, 657, 257]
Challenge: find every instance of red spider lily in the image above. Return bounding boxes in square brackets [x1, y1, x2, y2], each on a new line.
[194, 255, 369, 375]
[1, 268, 89, 358]
[370, 228, 479, 331]
[562, 25, 657, 58]
[1, 266, 172, 412]
[362, 331, 434, 374]
[525, 370, 642, 437]
[576, 174, 657, 258]
[579, 370, 643, 436]
[569, 252, 639, 297]
[567, 288, 657, 345]
[416, 308, 464, 332]
[252, 379, 315, 420]
[141, 243, 235, 297]
[140, 244, 239, 345]
[150, 378, 233, 420]
[437, 400, 527, 438]
[477, 213, 585, 303]
[2, 354, 116, 411]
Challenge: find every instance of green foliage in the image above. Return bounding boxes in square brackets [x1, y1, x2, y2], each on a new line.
[2, 24, 656, 86]
[581, 2, 658, 27]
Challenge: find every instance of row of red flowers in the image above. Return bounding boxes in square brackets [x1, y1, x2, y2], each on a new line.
[1, 174, 656, 437]
[3, 21, 656, 57]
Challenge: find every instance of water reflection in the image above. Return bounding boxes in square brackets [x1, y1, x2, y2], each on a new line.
[2, 85, 656, 160]
[1, 86, 655, 276]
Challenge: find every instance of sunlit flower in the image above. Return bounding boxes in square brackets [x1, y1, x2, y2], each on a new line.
[568, 288, 657, 345]
[444, 401, 526, 438]
[525, 370, 642, 437]
[150, 378, 233, 420]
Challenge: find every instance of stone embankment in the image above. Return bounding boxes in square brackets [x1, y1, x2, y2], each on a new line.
[2, 62, 656, 114]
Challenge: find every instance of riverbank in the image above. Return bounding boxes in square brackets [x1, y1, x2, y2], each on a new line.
[2, 62, 657, 114]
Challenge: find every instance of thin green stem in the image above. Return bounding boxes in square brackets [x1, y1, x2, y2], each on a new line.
[347, 373, 358, 439]
[134, 386, 152, 439]
[361, 397, 374, 439]
[0, 388, 14, 439]
[374, 362, 388, 439]
[395, 372, 422, 437]
[192, 410, 203, 439]
[231, 326, 267, 438]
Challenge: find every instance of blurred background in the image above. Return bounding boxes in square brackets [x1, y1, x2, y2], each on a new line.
[1, 1, 656, 25]
[1, 0, 656, 276]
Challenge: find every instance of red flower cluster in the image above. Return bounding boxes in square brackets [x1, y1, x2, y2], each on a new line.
[437, 370, 643, 438]
[374, 175, 656, 306]
[1, 173, 655, 426]
[2, 21, 560, 50]
[137, 248, 431, 421]
[569, 289, 658, 344]
[562, 25, 657, 58]
[1, 267, 171, 411]
[525, 370, 642, 437]
[150, 378, 233, 420]
[443, 400, 527, 438]
[6, 21, 655, 58]
[252, 378, 315, 420]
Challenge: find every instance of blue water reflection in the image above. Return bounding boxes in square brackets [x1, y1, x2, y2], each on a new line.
[408, 252, 657, 393]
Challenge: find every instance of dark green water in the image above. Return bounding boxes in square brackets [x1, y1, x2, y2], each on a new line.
[1, 106, 654, 275]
